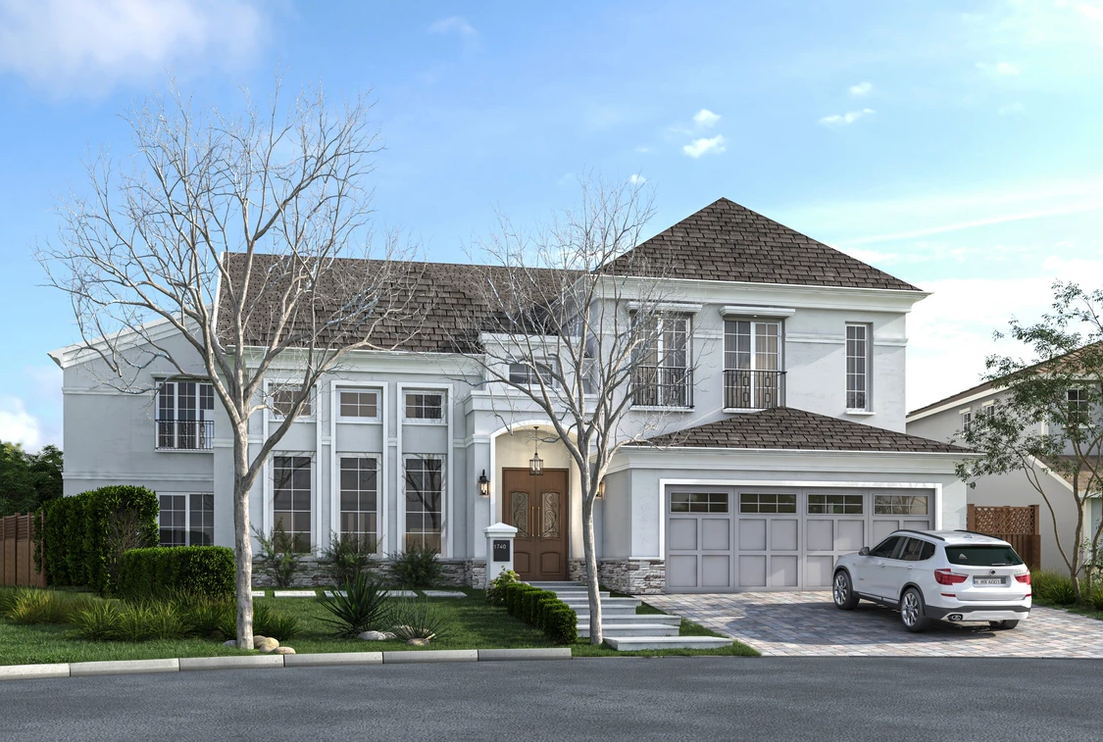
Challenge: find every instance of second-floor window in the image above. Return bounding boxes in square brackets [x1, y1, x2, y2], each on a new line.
[960, 409, 972, 436]
[846, 323, 872, 412]
[272, 387, 312, 418]
[509, 361, 560, 388]
[1068, 388, 1089, 426]
[157, 380, 214, 450]
[724, 320, 783, 410]
[633, 314, 692, 408]
[339, 389, 379, 420]
[405, 391, 443, 421]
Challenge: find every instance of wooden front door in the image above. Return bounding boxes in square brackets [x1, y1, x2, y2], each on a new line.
[502, 468, 569, 581]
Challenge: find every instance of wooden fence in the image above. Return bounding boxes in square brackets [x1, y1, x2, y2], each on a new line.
[966, 504, 1041, 571]
[0, 513, 47, 587]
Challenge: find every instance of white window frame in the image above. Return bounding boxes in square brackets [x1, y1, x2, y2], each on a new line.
[336, 387, 382, 423]
[845, 323, 873, 413]
[334, 453, 382, 554]
[270, 453, 315, 554]
[157, 492, 215, 547]
[403, 390, 446, 425]
[632, 312, 693, 410]
[722, 318, 784, 411]
[267, 381, 316, 422]
[959, 408, 972, 436]
[402, 453, 446, 553]
[154, 378, 215, 451]
[396, 382, 453, 557]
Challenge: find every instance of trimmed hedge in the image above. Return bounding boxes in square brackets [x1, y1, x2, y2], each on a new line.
[118, 546, 236, 600]
[503, 583, 577, 645]
[38, 486, 159, 594]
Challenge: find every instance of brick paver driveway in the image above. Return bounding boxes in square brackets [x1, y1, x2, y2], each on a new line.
[643, 591, 1103, 657]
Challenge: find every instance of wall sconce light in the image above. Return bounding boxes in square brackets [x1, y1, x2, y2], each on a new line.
[529, 427, 543, 476]
[478, 470, 489, 497]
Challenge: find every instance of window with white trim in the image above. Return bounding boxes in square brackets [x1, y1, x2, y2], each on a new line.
[845, 323, 872, 411]
[1068, 388, 1089, 425]
[271, 387, 312, 418]
[633, 314, 692, 407]
[405, 455, 444, 552]
[340, 457, 378, 550]
[508, 361, 560, 388]
[156, 380, 215, 450]
[874, 494, 929, 515]
[158, 493, 214, 546]
[273, 456, 312, 552]
[960, 409, 972, 435]
[339, 389, 379, 420]
[404, 391, 444, 421]
[723, 319, 783, 409]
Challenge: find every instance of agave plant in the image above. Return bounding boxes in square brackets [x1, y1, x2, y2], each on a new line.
[316, 573, 390, 637]
[388, 598, 453, 641]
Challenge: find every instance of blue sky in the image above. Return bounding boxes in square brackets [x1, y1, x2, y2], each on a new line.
[1, 0, 1102, 450]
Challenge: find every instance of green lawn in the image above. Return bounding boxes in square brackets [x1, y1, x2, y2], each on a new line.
[0, 587, 757, 665]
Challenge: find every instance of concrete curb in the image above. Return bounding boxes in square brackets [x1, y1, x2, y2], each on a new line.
[0, 647, 573, 682]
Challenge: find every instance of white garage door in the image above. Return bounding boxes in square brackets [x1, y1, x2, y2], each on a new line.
[665, 488, 934, 593]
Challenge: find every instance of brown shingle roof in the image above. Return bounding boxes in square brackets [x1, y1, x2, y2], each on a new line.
[603, 197, 920, 291]
[641, 407, 967, 453]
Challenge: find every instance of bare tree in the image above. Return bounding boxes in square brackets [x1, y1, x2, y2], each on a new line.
[957, 282, 1103, 601]
[466, 179, 687, 644]
[38, 78, 423, 648]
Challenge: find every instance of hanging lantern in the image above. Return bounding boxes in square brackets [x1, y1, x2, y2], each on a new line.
[529, 427, 544, 476]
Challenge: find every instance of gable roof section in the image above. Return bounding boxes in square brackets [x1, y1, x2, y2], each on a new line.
[602, 197, 921, 292]
[640, 407, 967, 454]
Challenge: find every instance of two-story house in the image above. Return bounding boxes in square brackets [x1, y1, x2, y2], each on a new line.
[49, 197, 968, 594]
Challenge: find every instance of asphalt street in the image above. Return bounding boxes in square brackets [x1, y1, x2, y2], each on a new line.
[0, 657, 1098, 742]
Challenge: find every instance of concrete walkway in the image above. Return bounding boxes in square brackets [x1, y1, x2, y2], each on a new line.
[643, 591, 1103, 657]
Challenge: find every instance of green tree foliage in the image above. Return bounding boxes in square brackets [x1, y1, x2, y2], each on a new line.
[0, 442, 63, 516]
[956, 281, 1103, 601]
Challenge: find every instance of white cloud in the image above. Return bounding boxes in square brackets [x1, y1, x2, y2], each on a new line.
[849, 81, 873, 96]
[635, 145, 651, 153]
[0, 0, 264, 97]
[629, 174, 647, 184]
[682, 135, 726, 158]
[429, 15, 476, 36]
[818, 108, 875, 126]
[998, 101, 1025, 115]
[692, 108, 721, 127]
[976, 61, 1021, 75]
[0, 397, 44, 451]
[908, 256, 1103, 410]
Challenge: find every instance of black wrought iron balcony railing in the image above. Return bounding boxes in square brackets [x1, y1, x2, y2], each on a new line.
[632, 366, 693, 409]
[724, 369, 786, 410]
[156, 419, 214, 451]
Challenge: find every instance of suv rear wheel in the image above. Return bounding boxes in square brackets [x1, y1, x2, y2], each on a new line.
[833, 570, 859, 610]
[900, 588, 931, 633]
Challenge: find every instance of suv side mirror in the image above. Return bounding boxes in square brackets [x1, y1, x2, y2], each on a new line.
[858, 547, 870, 556]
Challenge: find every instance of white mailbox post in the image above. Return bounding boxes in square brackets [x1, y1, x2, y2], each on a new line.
[484, 521, 518, 588]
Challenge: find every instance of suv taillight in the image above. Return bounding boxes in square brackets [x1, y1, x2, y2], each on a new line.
[934, 568, 968, 585]
[1015, 573, 1031, 585]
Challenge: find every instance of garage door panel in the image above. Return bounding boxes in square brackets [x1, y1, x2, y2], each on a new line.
[770, 555, 798, 587]
[770, 519, 798, 551]
[739, 555, 766, 587]
[805, 556, 833, 587]
[667, 555, 698, 588]
[738, 519, 766, 551]
[701, 519, 730, 551]
[806, 520, 833, 551]
[872, 520, 899, 544]
[702, 555, 731, 588]
[669, 518, 698, 551]
[903, 519, 930, 531]
[837, 520, 865, 550]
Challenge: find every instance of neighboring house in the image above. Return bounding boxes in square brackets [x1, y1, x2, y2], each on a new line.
[49, 197, 968, 594]
[907, 380, 1099, 572]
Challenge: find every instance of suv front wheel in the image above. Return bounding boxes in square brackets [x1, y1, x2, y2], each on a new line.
[833, 570, 859, 610]
[900, 587, 931, 633]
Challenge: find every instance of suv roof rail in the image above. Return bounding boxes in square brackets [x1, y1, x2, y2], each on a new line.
[952, 529, 1001, 539]
[893, 529, 945, 541]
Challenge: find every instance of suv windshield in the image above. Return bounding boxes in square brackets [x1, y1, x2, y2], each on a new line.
[944, 545, 1023, 567]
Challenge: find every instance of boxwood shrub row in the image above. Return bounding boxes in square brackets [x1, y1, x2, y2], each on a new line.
[37, 485, 159, 595]
[503, 583, 577, 645]
[118, 546, 237, 600]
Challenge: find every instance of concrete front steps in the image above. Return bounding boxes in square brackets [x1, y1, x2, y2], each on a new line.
[526, 581, 732, 651]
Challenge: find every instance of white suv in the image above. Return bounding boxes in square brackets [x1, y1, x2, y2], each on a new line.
[832, 530, 1032, 632]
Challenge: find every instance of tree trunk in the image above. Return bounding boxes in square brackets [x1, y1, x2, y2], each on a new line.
[1072, 513, 1085, 602]
[233, 430, 254, 650]
[581, 494, 602, 645]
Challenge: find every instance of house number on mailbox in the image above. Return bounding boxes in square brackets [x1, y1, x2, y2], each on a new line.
[492, 539, 510, 561]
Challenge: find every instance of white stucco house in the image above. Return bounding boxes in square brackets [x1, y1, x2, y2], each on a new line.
[49, 197, 969, 593]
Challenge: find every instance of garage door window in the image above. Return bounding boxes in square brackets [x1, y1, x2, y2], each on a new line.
[807, 494, 863, 515]
[671, 493, 729, 513]
[874, 495, 929, 515]
[739, 493, 796, 514]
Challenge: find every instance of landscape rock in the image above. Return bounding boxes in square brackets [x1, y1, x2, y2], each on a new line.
[381, 632, 397, 640]
[358, 631, 388, 641]
[223, 640, 238, 647]
[405, 638, 430, 647]
[254, 636, 280, 653]
[274, 647, 296, 655]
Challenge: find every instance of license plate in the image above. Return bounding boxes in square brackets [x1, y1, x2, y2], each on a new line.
[974, 577, 1004, 586]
